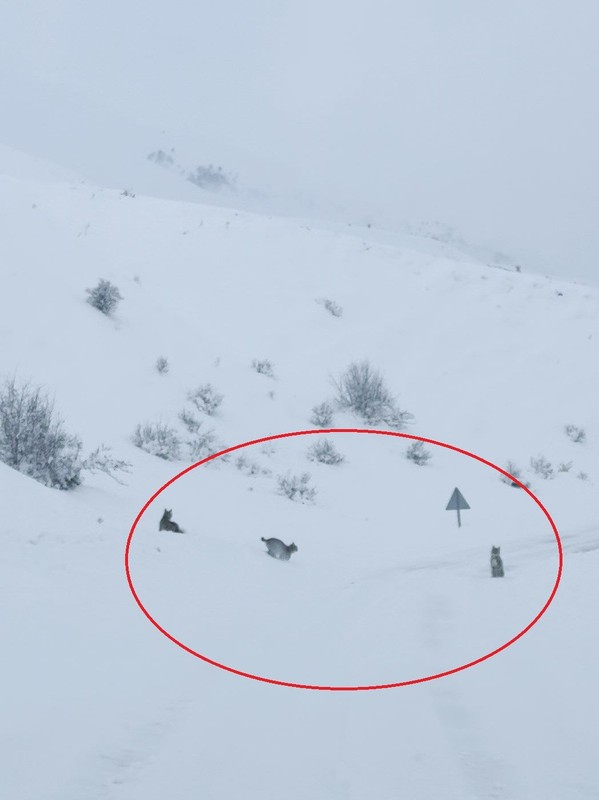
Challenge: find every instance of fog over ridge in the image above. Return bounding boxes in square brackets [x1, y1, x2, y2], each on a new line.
[1, 0, 597, 282]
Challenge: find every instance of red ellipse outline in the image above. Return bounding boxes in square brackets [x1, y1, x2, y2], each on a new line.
[125, 429, 563, 690]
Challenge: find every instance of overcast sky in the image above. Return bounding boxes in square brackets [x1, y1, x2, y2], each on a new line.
[1, 1, 598, 282]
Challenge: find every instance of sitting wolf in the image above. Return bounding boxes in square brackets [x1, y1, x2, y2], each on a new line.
[490, 546, 504, 577]
[159, 508, 184, 533]
[261, 537, 298, 561]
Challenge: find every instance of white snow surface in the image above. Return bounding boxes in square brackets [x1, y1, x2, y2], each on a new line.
[1, 158, 598, 799]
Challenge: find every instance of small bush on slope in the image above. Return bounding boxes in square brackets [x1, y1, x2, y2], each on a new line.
[186, 427, 219, 461]
[307, 439, 344, 465]
[317, 297, 343, 317]
[187, 383, 223, 416]
[179, 405, 221, 461]
[235, 455, 271, 477]
[565, 424, 586, 444]
[86, 279, 122, 316]
[83, 444, 132, 485]
[155, 356, 169, 375]
[500, 460, 530, 489]
[333, 360, 413, 428]
[132, 422, 181, 461]
[405, 441, 431, 466]
[310, 401, 334, 428]
[530, 454, 554, 479]
[251, 359, 275, 377]
[0, 378, 130, 489]
[277, 472, 317, 503]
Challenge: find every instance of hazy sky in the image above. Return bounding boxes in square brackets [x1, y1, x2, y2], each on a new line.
[1, 1, 598, 281]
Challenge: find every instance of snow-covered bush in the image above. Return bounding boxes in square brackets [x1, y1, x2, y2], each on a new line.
[86, 279, 122, 315]
[383, 406, 415, 431]
[577, 471, 589, 481]
[310, 401, 334, 428]
[530, 455, 554, 479]
[277, 472, 317, 503]
[187, 164, 235, 191]
[155, 356, 169, 375]
[179, 408, 201, 434]
[82, 444, 132, 484]
[148, 149, 176, 168]
[565, 424, 586, 444]
[317, 297, 343, 317]
[0, 378, 83, 489]
[557, 461, 573, 473]
[406, 441, 431, 466]
[500, 460, 529, 488]
[186, 428, 219, 461]
[333, 360, 413, 428]
[132, 422, 181, 461]
[187, 383, 223, 416]
[177, 408, 219, 461]
[235, 455, 271, 477]
[307, 439, 344, 465]
[252, 359, 275, 377]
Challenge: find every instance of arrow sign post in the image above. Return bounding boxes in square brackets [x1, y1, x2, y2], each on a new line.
[446, 487, 470, 528]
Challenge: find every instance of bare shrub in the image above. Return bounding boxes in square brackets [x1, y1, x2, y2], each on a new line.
[383, 406, 415, 431]
[132, 422, 181, 461]
[235, 455, 271, 476]
[333, 360, 413, 428]
[317, 297, 343, 317]
[251, 359, 275, 377]
[187, 428, 219, 461]
[530, 455, 554, 479]
[0, 378, 83, 489]
[0, 378, 129, 489]
[577, 471, 589, 481]
[565, 424, 586, 444]
[187, 383, 223, 416]
[147, 149, 176, 168]
[307, 439, 344, 465]
[406, 441, 431, 466]
[310, 401, 334, 428]
[155, 356, 169, 375]
[179, 408, 201, 434]
[177, 407, 219, 461]
[557, 461, 573, 473]
[500, 460, 529, 488]
[277, 472, 317, 503]
[187, 164, 235, 191]
[82, 444, 132, 485]
[86, 279, 122, 315]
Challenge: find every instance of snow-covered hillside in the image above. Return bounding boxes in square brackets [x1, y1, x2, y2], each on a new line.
[1, 156, 598, 798]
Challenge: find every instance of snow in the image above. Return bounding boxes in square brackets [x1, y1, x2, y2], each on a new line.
[1, 158, 598, 798]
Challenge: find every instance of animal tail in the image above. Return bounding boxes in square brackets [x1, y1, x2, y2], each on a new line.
[261, 537, 266, 542]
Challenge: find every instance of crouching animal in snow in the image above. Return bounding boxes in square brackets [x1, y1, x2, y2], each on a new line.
[490, 546, 504, 577]
[261, 537, 298, 560]
[159, 508, 184, 533]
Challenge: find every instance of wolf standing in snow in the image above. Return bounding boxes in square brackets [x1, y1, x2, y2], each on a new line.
[490, 546, 504, 577]
[261, 537, 298, 560]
